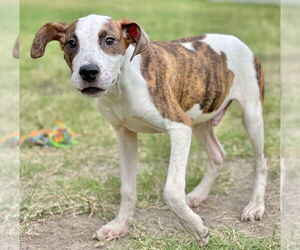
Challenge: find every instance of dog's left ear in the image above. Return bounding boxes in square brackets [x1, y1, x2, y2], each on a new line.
[121, 20, 149, 61]
[31, 22, 69, 59]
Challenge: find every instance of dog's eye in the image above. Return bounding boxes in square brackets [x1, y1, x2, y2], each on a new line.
[105, 37, 115, 46]
[67, 39, 77, 48]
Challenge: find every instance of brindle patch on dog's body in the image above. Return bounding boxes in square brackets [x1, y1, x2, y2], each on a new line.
[254, 56, 264, 103]
[141, 36, 234, 126]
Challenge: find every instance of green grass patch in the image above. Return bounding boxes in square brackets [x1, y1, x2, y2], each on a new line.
[104, 226, 280, 250]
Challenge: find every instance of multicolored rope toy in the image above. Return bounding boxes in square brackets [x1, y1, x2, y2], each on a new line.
[0, 122, 76, 148]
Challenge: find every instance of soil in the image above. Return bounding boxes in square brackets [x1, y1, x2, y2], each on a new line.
[20, 159, 280, 250]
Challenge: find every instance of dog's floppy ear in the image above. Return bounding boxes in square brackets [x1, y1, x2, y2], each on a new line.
[121, 20, 149, 62]
[31, 22, 69, 59]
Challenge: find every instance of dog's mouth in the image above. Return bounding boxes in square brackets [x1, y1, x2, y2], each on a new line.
[81, 87, 105, 97]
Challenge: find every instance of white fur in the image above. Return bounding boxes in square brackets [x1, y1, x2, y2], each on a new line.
[164, 123, 209, 244]
[181, 42, 195, 51]
[96, 127, 138, 239]
[187, 104, 217, 123]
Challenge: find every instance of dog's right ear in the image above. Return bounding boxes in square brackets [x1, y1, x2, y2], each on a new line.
[120, 20, 149, 62]
[31, 22, 69, 59]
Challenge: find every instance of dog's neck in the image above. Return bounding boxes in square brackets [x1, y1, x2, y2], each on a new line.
[102, 45, 142, 99]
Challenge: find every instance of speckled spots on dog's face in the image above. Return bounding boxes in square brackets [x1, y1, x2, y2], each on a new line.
[141, 35, 234, 126]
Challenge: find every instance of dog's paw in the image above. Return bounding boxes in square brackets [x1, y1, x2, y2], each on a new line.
[186, 193, 207, 208]
[241, 202, 265, 222]
[191, 224, 209, 246]
[93, 220, 130, 241]
[181, 218, 209, 246]
[198, 226, 210, 246]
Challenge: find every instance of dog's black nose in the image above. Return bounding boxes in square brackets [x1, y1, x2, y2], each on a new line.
[79, 64, 100, 83]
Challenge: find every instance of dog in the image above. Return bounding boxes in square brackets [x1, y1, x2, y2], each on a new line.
[30, 14, 267, 245]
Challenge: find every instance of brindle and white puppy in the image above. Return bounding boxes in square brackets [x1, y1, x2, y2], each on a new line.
[31, 14, 266, 246]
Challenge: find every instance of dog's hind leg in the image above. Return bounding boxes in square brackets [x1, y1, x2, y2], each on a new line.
[240, 100, 267, 221]
[186, 121, 226, 208]
[95, 127, 138, 240]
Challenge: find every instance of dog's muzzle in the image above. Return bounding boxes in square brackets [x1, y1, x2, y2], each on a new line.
[78, 64, 105, 96]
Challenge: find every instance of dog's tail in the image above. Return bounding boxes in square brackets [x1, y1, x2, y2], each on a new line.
[254, 56, 265, 104]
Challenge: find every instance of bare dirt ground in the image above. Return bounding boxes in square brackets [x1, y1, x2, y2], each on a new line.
[20, 159, 279, 250]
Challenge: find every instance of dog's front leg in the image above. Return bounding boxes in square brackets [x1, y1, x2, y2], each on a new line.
[95, 127, 137, 240]
[164, 124, 209, 246]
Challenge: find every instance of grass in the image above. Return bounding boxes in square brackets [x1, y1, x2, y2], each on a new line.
[20, 0, 280, 249]
[125, 228, 280, 250]
[96, 227, 280, 250]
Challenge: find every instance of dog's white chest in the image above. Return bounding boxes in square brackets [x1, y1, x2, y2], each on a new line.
[96, 83, 166, 133]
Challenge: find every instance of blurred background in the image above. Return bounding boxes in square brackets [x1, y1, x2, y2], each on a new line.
[0, 0, 19, 249]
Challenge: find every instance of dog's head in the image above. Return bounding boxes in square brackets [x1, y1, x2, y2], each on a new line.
[31, 14, 149, 97]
